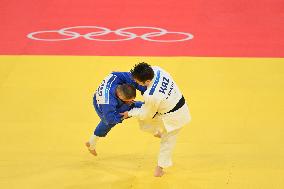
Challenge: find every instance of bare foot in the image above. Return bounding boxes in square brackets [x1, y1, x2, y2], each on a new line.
[154, 166, 164, 177]
[85, 142, 97, 156]
[154, 131, 162, 138]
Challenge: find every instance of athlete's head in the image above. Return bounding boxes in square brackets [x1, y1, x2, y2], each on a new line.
[130, 62, 154, 87]
[116, 84, 136, 102]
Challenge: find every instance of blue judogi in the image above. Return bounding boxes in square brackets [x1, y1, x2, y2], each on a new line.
[93, 72, 146, 137]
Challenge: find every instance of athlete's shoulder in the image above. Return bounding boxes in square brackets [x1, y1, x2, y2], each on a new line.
[143, 91, 160, 103]
[96, 73, 118, 105]
[111, 71, 131, 79]
[112, 71, 136, 84]
[111, 71, 130, 77]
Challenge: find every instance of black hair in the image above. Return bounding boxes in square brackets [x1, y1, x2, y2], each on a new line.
[117, 84, 136, 100]
[130, 62, 154, 82]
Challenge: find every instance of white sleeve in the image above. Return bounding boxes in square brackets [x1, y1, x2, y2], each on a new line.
[128, 95, 161, 120]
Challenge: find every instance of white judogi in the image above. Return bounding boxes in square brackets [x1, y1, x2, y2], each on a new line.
[129, 66, 191, 168]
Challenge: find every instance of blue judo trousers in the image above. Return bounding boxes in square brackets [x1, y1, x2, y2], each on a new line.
[93, 72, 146, 137]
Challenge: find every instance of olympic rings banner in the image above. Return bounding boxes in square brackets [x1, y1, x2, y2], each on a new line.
[1, 0, 283, 57]
[27, 26, 194, 42]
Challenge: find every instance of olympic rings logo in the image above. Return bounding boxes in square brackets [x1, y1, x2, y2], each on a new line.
[27, 26, 194, 42]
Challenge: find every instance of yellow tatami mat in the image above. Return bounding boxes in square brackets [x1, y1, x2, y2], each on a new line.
[0, 56, 284, 188]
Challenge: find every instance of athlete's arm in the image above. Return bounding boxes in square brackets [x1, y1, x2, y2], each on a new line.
[128, 95, 160, 120]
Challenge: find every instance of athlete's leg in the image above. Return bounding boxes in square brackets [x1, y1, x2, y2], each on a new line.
[94, 121, 116, 137]
[158, 129, 179, 167]
[138, 116, 165, 136]
[154, 129, 180, 177]
[86, 121, 116, 156]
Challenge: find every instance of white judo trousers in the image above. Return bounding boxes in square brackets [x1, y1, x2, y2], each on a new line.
[129, 66, 191, 168]
[138, 104, 190, 168]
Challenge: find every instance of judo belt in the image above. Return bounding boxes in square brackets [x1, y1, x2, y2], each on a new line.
[153, 95, 185, 118]
[165, 95, 185, 114]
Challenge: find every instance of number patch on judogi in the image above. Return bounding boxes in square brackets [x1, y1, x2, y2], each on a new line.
[96, 74, 117, 104]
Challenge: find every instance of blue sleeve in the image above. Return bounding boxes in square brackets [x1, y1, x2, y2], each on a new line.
[112, 72, 147, 94]
[117, 104, 131, 113]
[117, 101, 144, 112]
[133, 101, 144, 108]
[100, 98, 123, 125]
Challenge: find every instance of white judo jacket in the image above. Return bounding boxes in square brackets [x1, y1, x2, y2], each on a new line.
[128, 66, 191, 132]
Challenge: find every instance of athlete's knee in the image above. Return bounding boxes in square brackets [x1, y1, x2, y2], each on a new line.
[94, 123, 115, 137]
[94, 129, 108, 137]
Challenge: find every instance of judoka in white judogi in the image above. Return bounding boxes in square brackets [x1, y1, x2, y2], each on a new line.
[128, 66, 191, 168]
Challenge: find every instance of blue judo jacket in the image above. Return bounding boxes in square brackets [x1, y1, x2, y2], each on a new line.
[93, 72, 146, 126]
